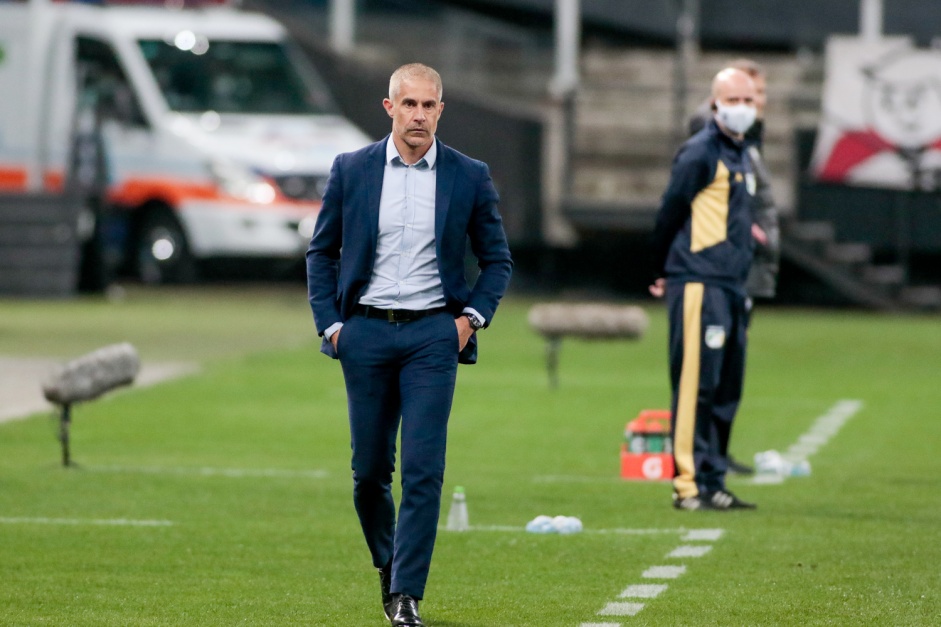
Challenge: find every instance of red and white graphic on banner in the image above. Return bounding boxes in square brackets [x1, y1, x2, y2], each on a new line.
[811, 37, 941, 190]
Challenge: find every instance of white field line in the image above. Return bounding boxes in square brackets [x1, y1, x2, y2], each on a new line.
[584, 527, 722, 625]
[642, 565, 686, 579]
[682, 529, 724, 541]
[0, 516, 173, 527]
[783, 399, 863, 463]
[667, 545, 712, 558]
[87, 465, 329, 479]
[598, 602, 645, 616]
[451, 525, 723, 536]
[619, 584, 667, 599]
[752, 398, 864, 484]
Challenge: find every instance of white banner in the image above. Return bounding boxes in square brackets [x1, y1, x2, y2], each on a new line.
[811, 36, 941, 191]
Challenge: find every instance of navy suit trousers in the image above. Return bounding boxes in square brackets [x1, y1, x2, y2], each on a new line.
[337, 312, 459, 599]
[666, 281, 748, 498]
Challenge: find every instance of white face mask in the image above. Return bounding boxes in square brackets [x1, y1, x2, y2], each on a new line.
[715, 102, 757, 136]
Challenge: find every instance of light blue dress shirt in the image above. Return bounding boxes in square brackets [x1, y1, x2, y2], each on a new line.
[324, 137, 483, 341]
[359, 137, 445, 310]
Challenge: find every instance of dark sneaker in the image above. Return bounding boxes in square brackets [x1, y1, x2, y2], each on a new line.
[727, 455, 756, 476]
[706, 489, 757, 510]
[378, 562, 393, 620]
[672, 493, 712, 511]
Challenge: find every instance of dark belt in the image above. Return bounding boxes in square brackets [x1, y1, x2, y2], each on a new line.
[352, 304, 448, 323]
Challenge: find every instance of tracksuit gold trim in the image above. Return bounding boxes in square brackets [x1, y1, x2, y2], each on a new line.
[690, 160, 730, 252]
[673, 282, 704, 498]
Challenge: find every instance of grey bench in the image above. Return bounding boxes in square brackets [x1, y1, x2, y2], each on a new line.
[528, 303, 649, 388]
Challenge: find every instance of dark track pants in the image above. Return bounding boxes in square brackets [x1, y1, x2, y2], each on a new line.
[337, 312, 459, 599]
[666, 281, 748, 498]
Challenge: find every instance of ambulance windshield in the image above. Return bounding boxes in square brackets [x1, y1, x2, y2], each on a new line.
[138, 38, 335, 115]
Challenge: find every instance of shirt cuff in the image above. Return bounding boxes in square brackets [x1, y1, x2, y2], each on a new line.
[324, 322, 343, 340]
[461, 307, 485, 328]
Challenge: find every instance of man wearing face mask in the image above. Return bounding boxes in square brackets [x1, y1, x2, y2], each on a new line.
[688, 59, 780, 477]
[649, 68, 760, 511]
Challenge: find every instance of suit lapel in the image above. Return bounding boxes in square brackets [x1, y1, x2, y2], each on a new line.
[364, 139, 387, 247]
[434, 140, 456, 246]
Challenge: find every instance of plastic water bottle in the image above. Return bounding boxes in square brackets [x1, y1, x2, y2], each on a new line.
[789, 459, 812, 477]
[446, 486, 469, 531]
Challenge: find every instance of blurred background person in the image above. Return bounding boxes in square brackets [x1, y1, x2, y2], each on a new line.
[688, 58, 780, 476]
[650, 68, 760, 511]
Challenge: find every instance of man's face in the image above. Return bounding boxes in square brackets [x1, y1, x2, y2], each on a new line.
[383, 78, 444, 152]
[715, 73, 757, 110]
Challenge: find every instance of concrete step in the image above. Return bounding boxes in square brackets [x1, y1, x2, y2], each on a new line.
[572, 166, 667, 205]
[581, 49, 806, 84]
[785, 220, 836, 244]
[899, 285, 941, 310]
[861, 264, 907, 287]
[825, 242, 873, 266]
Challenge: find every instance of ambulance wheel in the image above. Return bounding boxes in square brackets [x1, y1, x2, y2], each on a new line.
[135, 209, 196, 284]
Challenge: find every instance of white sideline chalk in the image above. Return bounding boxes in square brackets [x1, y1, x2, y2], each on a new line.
[682, 529, 723, 541]
[0, 516, 173, 527]
[88, 465, 329, 479]
[619, 584, 667, 599]
[642, 565, 686, 579]
[598, 602, 645, 616]
[668, 545, 712, 558]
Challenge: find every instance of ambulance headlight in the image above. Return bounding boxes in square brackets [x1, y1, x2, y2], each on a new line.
[210, 159, 277, 204]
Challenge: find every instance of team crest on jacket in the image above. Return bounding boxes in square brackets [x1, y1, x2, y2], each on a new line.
[745, 172, 756, 195]
[704, 325, 726, 349]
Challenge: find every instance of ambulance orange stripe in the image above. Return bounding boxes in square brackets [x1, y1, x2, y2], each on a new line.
[106, 177, 222, 208]
[0, 167, 28, 191]
[43, 170, 65, 193]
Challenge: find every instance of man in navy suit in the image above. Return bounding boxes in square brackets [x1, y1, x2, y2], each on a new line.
[306, 63, 512, 627]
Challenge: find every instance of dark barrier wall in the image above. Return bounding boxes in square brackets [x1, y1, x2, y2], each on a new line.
[0, 194, 81, 297]
[795, 130, 941, 255]
[297, 44, 544, 247]
[446, 0, 941, 49]
[798, 184, 941, 254]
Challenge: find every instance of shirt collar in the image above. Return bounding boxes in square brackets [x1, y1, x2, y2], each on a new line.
[386, 136, 437, 170]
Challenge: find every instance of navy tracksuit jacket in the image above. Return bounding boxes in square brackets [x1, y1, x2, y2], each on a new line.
[651, 118, 755, 498]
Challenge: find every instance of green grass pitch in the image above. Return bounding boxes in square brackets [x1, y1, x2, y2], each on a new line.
[1, 286, 939, 626]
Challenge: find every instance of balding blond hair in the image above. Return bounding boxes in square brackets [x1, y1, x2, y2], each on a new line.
[389, 63, 443, 102]
[711, 67, 754, 99]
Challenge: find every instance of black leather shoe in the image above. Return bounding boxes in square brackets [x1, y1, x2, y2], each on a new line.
[390, 594, 424, 627]
[378, 562, 393, 620]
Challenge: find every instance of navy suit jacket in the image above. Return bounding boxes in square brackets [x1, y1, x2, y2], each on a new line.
[306, 136, 513, 365]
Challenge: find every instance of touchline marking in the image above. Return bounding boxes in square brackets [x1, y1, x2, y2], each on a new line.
[668, 545, 712, 558]
[682, 529, 723, 541]
[619, 584, 667, 599]
[642, 565, 687, 579]
[581, 527, 724, 625]
[580, 623, 621, 627]
[752, 399, 863, 484]
[88, 465, 329, 479]
[0, 517, 173, 527]
[598, 602, 645, 617]
[784, 399, 862, 463]
[452, 525, 715, 536]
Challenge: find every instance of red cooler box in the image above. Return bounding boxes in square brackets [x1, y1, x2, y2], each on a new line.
[620, 409, 674, 481]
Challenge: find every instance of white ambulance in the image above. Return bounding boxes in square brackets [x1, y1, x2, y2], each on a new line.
[0, 0, 370, 282]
